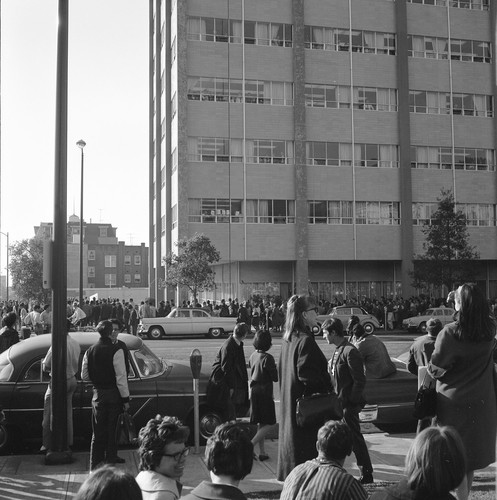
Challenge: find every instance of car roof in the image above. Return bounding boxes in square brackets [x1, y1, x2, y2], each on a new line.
[6, 332, 142, 362]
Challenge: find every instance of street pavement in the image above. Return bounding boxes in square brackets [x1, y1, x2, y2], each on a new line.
[1, 430, 495, 499]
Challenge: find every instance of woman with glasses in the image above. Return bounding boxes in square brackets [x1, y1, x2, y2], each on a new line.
[135, 415, 190, 500]
[277, 294, 333, 481]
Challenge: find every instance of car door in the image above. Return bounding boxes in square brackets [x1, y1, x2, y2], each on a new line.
[191, 310, 209, 335]
[165, 309, 193, 336]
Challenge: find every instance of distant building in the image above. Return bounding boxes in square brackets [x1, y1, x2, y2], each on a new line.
[35, 216, 149, 295]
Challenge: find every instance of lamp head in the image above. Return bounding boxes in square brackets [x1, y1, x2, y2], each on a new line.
[76, 139, 86, 150]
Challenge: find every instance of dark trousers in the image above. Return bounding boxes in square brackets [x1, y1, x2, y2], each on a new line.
[343, 407, 373, 474]
[90, 388, 122, 470]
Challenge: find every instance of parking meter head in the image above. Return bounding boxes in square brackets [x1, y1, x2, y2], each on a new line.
[190, 349, 202, 379]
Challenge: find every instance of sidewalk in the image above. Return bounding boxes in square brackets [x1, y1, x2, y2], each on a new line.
[0, 432, 494, 499]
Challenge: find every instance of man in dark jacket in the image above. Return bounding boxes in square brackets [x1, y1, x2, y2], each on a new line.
[81, 320, 130, 470]
[322, 317, 373, 485]
[0, 312, 19, 353]
[209, 322, 249, 420]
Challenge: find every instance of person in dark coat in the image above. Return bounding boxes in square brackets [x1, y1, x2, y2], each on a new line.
[322, 317, 373, 484]
[428, 284, 497, 500]
[370, 426, 465, 500]
[277, 294, 333, 481]
[208, 322, 249, 421]
[0, 312, 19, 354]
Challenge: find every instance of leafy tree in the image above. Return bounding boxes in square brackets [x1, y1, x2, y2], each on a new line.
[9, 238, 50, 303]
[411, 189, 479, 291]
[163, 233, 220, 305]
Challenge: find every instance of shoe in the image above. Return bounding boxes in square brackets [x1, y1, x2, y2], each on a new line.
[39, 446, 47, 455]
[107, 456, 125, 464]
[359, 473, 374, 484]
[258, 454, 269, 461]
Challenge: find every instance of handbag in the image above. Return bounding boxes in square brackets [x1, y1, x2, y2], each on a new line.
[413, 371, 437, 420]
[295, 392, 343, 428]
[115, 411, 137, 446]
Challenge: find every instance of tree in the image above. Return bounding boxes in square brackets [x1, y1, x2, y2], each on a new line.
[411, 189, 479, 292]
[9, 238, 50, 303]
[163, 233, 220, 304]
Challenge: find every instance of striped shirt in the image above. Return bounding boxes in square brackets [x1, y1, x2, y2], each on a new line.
[280, 458, 368, 500]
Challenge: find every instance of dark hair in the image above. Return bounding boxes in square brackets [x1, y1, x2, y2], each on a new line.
[233, 322, 250, 339]
[405, 426, 466, 498]
[351, 323, 365, 339]
[138, 415, 190, 471]
[3, 311, 17, 328]
[347, 316, 360, 331]
[317, 420, 353, 460]
[456, 284, 495, 342]
[320, 317, 344, 337]
[205, 422, 253, 481]
[74, 465, 143, 500]
[283, 295, 316, 340]
[253, 330, 272, 352]
[96, 320, 113, 337]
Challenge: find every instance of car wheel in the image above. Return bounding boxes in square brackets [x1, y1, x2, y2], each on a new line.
[363, 322, 375, 335]
[208, 328, 223, 339]
[187, 407, 223, 445]
[147, 326, 164, 340]
[418, 322, 427, 333]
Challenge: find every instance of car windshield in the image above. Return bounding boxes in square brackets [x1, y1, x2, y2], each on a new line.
[424, 309, 435, 315]
[131, 344, 166, 378]
[0, 350, 14, 382]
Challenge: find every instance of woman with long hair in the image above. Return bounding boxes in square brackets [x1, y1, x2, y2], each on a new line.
[428, 283, 496, 500]
[276, 294, 333, 481]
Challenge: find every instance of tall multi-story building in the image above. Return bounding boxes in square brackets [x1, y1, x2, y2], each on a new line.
[150, 0, 496, 303]
[35, 217, 149, 294]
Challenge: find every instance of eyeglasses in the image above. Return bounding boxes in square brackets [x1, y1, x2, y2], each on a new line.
[162, 447, 190, 462]
[305, 307, 318, 313]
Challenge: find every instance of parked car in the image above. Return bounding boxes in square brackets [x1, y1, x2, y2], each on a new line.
[139, 308, 238, 340]
[317, 306, 382, 334]
[0, 332, 223, 454]
[402, 307, 455, 333]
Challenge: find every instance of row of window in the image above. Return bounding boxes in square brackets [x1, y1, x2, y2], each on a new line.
[408, 35, 491, 63]
[305, 85, 398, 111]
[409, 91, 493, 117]
[87, 271, 141, 284]
[407, 0, 489, 10]
[304, 26, 396, 55]
[410, 146, 495, 171]
[412, 203, 496, 226]
[187, 138, 494, 171]
[87, 254, 141, 267]
[188, 199, 497, 227]
[187, 77, 294, 106]
[187, 18, 293, 46]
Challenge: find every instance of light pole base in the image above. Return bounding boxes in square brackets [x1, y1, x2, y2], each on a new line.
[45, 449, 73, 465]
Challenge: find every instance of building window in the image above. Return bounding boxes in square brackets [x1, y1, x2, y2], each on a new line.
[409, 90, 448, 114]
[245, 199, 295, 224]
[171, 36, 177, 64]
[189, 199, 243, 223]
[172, 204, 178, 229]
[105, 255, 116, 268]
[304, 26, 396, 55]
[161, 167, 165, 187]
[306, 141, 399, 168]
[88, 266, 95, 278]
[99, 227, 108, 237]
[134, 255, 141, 265]
[413, 202, 496, 226]
[105, 274, 116, 286]
[452, 93, 493, 117]
[409, 90, 493, 117]
[187, 17, 293, 47]
[246, 139, 294, 164]
[88, 250, 96, 261]
[171, 92, 177, 119]
[88, 283, 95, 289]
[124, 274, 131, 283]
[411, 146, 495, 171]
[124, 255, 131, 265]
[308, 201, 353, 224]
[407, 0, 490, 10]
[187, 77, 293, 106]
[134, 274, 141, 283]
[161, 216, 165, 235]
[171, 148, 178, 173]
[355, 202, 401, 225]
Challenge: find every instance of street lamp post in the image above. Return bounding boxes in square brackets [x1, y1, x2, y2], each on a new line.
[76, 140, 86, 306]
[0, 231, 9, 301]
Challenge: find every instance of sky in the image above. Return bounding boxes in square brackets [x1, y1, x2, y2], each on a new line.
[0, 1, 150, 275]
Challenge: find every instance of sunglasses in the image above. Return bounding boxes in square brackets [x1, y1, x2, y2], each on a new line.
[162, 446, 190, 462]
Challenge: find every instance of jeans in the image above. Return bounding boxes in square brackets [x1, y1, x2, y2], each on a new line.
[90, 387, 122, 470]
[343, 406, 373, 474]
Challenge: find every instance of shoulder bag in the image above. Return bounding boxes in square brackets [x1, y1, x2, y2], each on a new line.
[413, 370, 436, 420]
[295, 392, 343, 428]
[115, 410, 137, 446]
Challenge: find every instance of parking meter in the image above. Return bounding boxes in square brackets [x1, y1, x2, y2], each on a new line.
[190, 349, 202, 453]
[190, 349, 202, 379]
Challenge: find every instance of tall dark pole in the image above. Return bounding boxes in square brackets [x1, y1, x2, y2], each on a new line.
[77, 140, 86, 306]
[5, 232, 8, 302]
[46, 0, 71, 464]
